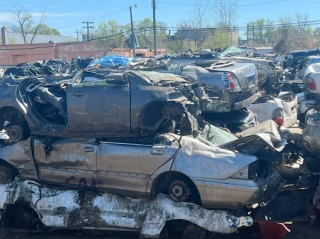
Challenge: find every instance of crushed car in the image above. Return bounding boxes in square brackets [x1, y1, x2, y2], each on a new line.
[0, 180, 253, 238]
[0, 69, 205, 142]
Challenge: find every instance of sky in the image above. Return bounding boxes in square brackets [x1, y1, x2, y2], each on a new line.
[0, 0, 319, 38]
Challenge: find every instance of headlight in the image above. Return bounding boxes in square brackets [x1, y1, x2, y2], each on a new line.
[288, 54, 293, 59]
[230, 166, 249, 180]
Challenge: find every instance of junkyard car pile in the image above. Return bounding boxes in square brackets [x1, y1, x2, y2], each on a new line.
[1, 49, 320, 239]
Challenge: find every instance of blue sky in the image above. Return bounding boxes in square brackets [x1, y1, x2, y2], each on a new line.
[0, 0, 318, 38]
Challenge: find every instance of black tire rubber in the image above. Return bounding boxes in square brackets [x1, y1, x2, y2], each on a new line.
[169, 180, 191, 202]
[0, 165, 16, 184]
[182, 225, 206, 239]
[6, 124, 25, 142]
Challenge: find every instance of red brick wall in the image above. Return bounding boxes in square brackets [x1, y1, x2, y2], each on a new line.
[0, 42, 167, 65]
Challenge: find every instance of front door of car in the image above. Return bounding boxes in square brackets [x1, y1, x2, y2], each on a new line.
[33, 139, 99, 189]
[96, 141, 178, 195]
[66, 76, 130, 136]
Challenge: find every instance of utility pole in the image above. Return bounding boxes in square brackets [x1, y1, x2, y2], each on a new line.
[152, 0, 157, 56]
[75, 30, 80, 42]
[129, 4, 138, 57]
[246, 23, 249, 47]
[82, 21, 94, 41]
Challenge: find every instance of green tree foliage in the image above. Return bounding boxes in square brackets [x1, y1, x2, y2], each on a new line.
[30, 24, 61, 35]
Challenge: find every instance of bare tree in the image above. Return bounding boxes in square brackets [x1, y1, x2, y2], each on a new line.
[211, 0, 238, 28]
[10, 5, 46, 44]
[189, 0, 211, 28]
[295, 12, 310, 33]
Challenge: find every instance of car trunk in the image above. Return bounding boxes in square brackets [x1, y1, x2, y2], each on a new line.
[207, 62, 257, 92]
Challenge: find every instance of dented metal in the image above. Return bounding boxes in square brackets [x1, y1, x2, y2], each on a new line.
[0, 180, 253, 238]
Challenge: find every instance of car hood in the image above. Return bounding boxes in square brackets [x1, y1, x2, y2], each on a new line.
[172, 134, 258, 180]
[221, 120, 286, 154]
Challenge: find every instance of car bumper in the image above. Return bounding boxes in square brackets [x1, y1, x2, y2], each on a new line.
[303, 125, 320, 153]
[199, 93, 259, 113]
[194, 170, 283, 209]
[233, 93, 259, 110]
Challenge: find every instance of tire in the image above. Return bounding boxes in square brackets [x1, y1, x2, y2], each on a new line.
[6, 124, 25, 142]
[0, 165, 16, 184]
[169, 180, 191, 202]
[182, 225, 206, 239]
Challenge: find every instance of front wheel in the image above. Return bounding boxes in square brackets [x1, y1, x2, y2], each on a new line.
[169, 180, 191, 202]
[6, 124, 25, 142]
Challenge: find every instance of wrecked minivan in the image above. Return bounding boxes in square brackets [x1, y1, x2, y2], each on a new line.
[0, 69, 202, 142]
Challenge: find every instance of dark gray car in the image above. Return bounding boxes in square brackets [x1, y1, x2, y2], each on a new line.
[0, 69, 201, 142]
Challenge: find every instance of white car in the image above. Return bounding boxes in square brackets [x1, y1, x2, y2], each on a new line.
[248, 92, 297, 127]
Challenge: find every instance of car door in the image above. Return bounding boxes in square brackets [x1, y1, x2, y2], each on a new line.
[66, 72, 130, 136]
[33, 139, 99, 189]
[96, 136, 179, 196]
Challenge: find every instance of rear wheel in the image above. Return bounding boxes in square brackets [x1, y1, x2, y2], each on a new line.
[0, 165, 17, 184]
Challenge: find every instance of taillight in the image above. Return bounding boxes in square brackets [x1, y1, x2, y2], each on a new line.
[223, 73, 241, 92]
[309, 78, 317, 91]
[273, 118, 284, 127]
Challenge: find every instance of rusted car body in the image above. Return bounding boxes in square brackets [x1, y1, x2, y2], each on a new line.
[0, 130, 283, 209]
[0, 180, 253, 238]
[0, 69, 202, 142]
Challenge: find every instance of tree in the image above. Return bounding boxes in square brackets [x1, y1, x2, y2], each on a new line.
[189, 0, 211, 28]
[10, 5, 46, 44]
[31, 24, 61, 35]
[211, 0, 238, 28]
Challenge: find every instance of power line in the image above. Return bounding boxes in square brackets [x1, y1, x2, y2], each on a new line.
[56, 7, 127, 30]
[2, 21, 320, 51]
[159, 0, 292, 7]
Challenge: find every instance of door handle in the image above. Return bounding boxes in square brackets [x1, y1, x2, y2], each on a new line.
[73, 92, 84, 97]
[150, 149, 165, 155]
[81, 146, 95, 152]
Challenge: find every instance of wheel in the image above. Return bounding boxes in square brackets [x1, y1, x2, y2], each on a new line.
[169, 180, 191, 202]
[6, 124, 25, 142]
[0, 165, 16, 184]
[182, 225, 206, 239]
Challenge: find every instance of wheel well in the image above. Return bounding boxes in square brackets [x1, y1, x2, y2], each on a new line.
[0, 159, 18, 176]
[2, 202, 39, 229]
[151, 171, 201, 205]
[0, 106, 27, 127]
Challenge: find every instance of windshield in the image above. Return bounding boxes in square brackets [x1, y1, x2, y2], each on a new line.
[220, 46, 247, 57]
[196, 123, 237, 146]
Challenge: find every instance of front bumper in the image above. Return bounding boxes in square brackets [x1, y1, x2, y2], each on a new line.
[194, 170, 283, 209]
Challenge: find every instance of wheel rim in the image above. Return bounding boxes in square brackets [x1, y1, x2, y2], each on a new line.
[172, 185, 184, 197]
[7, 125, 24, 142]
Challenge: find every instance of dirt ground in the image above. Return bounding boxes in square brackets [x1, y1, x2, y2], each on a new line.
[0, 222, 319, 239]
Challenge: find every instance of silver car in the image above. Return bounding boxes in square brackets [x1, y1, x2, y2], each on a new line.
[0, 132, 282, 209]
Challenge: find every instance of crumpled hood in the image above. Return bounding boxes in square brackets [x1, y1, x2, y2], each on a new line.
[172, 135, 258, 180]
[222, 120, 286, 153]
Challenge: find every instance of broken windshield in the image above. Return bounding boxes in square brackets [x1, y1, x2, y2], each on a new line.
[197, 123, 237, 146]
[220, 46, 246, 57]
